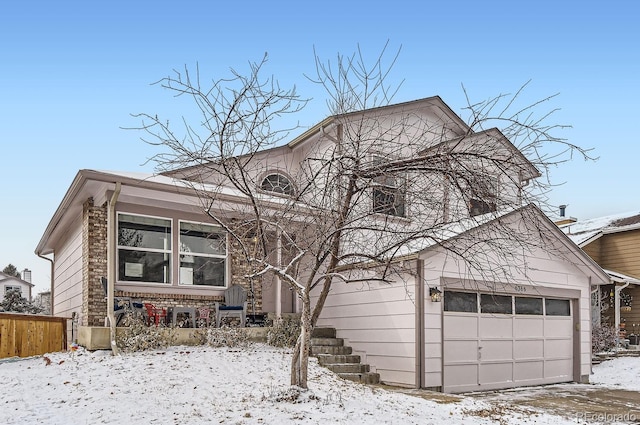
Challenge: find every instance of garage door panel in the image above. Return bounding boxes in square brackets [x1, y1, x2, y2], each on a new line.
[479, 317, 512, 338]
[544, 338, 572, 358]
[514, 318, 543, 337]
[514, 339, 544, 360]
[444, 364, 478, 386]
[480, 340, 513, 361]
[545, 359, 572, 378]
[479, 362, 513, 385]
[444, 340, 478, 363]
[544, 319, 572, 337]
[444, 315, 478, 338]
[514, 361, 544, 381]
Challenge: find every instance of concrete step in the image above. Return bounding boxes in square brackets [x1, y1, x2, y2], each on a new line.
[310, 345, 352, 356]
[316, 353, 361, 365]
[311, 327, 336, 338]
[310, 337, 344, 346]
[326, 363, 370, 374]
[337, 372, 380, 385]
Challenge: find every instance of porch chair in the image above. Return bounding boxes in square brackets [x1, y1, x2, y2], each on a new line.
[144, 303, 168, 326]
[101, 277, 146, 325]
[197, 307, 211, 327]
[215, 285, 247, 327]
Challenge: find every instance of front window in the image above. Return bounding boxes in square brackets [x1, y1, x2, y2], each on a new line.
[371, 154, 406, 217]
[118, 213, 172, 284]
[179, 221, 227, 287]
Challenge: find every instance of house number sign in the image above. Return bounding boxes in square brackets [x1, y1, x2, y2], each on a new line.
[514, 285, 527, 293]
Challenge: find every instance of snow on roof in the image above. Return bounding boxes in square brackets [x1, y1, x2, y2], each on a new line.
[603, 268, 640, 285]
[559, 210, 640, 246]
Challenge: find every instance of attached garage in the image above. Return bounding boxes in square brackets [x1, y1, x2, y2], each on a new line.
[442, 291, 576, 393]
[316, 205, 611, 393]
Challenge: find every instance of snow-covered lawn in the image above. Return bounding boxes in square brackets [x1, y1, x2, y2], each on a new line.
[1, 344, 637, 424]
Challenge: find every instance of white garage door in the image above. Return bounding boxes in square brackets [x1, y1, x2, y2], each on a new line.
[443, 291, 574, 393]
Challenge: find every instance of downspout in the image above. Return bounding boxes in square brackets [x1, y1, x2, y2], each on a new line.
[415, 259, 425, 389]
[37, 253, 55, 315]
[107, 182, 121, 355]
[614, 281, 630, 345]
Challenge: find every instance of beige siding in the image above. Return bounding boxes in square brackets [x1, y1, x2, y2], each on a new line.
[598, 230, 640, 279]
[52, 217, 84, 322]
[582, 239, 601, 264]
[314, 274, 417, 387]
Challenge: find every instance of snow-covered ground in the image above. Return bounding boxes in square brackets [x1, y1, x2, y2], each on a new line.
[1, 344, 637, 424]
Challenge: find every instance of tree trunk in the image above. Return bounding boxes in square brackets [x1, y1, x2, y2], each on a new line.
[290, 290, 312, 388]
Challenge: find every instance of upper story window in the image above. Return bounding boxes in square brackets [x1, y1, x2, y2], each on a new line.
[179, 221, 227, 287]
[117, 213, 172, 284]
[4, 285, 22, 295]
[371, 154, 406, 217]
[260, 173, 295, 196]
[465, 173, 498, 217]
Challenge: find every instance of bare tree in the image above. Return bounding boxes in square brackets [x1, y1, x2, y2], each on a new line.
[132, 46, 594, 388]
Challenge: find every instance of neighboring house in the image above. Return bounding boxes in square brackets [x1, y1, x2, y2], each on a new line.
[35, 96, 609, 393]
[0, 271, 35, 304]
[559, 211, 640, 338]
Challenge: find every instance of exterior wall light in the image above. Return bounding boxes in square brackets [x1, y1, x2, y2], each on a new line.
[429, 287, 442, 302]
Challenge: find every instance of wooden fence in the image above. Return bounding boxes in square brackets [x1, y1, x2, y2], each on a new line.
[0, 313, 68, 359]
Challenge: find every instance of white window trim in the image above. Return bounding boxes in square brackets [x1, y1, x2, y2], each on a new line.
[117, 212, 173, 285]
[370, 153, 407, 218]
[178, 220, 228, 287]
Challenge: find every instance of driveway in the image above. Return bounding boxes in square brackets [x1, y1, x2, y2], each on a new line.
[462, 384, 639, 424]
[385, 383, 640, 424]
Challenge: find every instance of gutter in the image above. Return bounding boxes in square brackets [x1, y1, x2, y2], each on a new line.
[107, 182, 121, 355]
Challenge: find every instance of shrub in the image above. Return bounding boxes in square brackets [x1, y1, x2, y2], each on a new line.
[592, 323, 618, 353]
[267, 315, 301, 347]
[116, 311, 178, 352]
[205, 326, 250, 348]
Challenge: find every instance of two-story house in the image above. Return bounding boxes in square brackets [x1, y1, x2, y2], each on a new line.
[35, 96, 608, 393]
[0, 270, 35, 305]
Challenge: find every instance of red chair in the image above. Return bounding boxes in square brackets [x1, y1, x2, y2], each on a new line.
[144, 303, 167, 326]
[197, 307, 211, 327]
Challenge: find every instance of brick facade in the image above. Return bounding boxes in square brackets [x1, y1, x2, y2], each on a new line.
[82, 198, 107, 326]
[81, 203, 265, 326]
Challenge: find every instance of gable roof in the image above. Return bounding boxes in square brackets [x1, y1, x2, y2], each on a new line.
[411, 203, 610, 284]
[560, 211, 640, 247]
[288, 96, 470, 148]
[0, 272, 35, 287]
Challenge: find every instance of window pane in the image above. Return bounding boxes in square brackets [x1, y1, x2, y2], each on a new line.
[261, 174, 295, 196]
[444, 291, 478, 313]
[545, 299, 571, 316]
[481, 294, 512, 314]
[118, 214, 171, 250]
[180, 222, 226, 255]
[118, 249, 171, 283]
[373, 186, 405, 217]
[180, 256, 225, 286]
[515, 297, 543, 315]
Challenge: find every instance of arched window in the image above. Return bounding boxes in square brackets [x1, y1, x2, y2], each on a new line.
[260, 173, 295, 196]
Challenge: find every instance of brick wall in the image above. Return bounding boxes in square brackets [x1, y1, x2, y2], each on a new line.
[82, 198, 107, 327]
